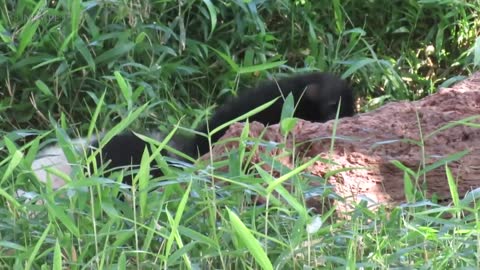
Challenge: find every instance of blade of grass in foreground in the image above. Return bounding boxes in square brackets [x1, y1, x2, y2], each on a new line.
[0, 137, 23, 209]
[25, 223, 52, 270]
[445, 163, 460, 208]
[210, 97, 279, 136]
[165, 181, 193, 269]
[88, 103, 148, 167]
[255, 164, 309, 221]
[53, 240, 62, 270]
[135, 148, 151, 221]
[266, 155, 320, 194]
[227, 208, 273, 270]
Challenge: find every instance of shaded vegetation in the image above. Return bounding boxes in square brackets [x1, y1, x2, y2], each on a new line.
[1, 0, 478, 131]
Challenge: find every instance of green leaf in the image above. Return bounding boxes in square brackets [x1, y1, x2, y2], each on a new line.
[342, 58, 377, 78]
[75, 38, 96, 71]
[266, 155, 320, 193]
[45, 200, 80, 237]
[95, 42, 135, 64]
[70, 0, 81, 37]
[53, 240, 62, 270]
[202, 0, 217, 37]
[136, 148, 151, 220]
[118, 253, 126, 270]
[280, 92, 295, 120]
[87, 91, 106, 139]
[25, 223, 52, 270]
[445, 163, 460, 208]
[209, 46, 239, 72]
[165, 182, 192, 268]
[16, 20, 40, 59]
[1, 137, 23, 189]
[403, 171, 415, 203]
[227, 208, 273, 270]
[418, 149, 470, 175]
[280, 117, 297, 136]
[332, 0, 344, 33]
[114, 71, 133, 110]
[32, 57, 65, 70]
[15, 0, 45, 59]
[474, 37, 480, 67]
[256, 164, 308, 221]
[0, 22, 16, 52]
[35, 80, 53, 96]
[390, 160, 416, 178]
[238, 60, 287, 74]
[210, 97, 279, 136]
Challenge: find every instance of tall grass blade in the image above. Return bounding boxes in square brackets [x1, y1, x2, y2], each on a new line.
[227, 208, 273, 270]
[202, 0, 217, 37]
[25, 223, 52, 270]
[445, 163, 460, 208]
[210, 97, 279, 136]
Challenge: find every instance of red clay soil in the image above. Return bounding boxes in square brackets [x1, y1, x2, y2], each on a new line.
[207, 72, 480, 212]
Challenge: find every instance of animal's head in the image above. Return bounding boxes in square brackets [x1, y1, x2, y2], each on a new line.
[300, 73, 355, 121]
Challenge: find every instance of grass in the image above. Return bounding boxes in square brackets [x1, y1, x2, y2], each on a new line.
[1, 0, 480, 268]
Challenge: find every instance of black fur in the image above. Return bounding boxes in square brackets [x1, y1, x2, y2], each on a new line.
[29, 72, 355, 207]
[89, 132, 161, 185]
[191, 72, 354, 156]
[63, 73, 354, 184]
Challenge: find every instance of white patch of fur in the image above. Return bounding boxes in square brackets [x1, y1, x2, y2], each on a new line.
[29, 131, 174, 191]
[31, 137, 95, 189]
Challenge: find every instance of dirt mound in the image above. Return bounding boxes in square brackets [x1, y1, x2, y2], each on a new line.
[208, 73, 480, 212]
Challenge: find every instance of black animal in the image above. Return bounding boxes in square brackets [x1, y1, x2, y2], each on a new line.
[191, 72, 354, 156]
[90, 132, 166, 185]
[90, 131, 196, 185]
[31, 132, 170, 188]
[32, 72, 354, 186]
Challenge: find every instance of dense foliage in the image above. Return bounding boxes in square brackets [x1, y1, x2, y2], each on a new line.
[1, 0, 478, 131]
